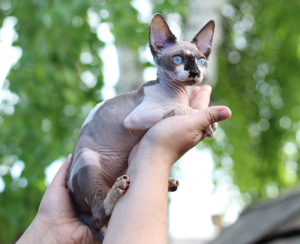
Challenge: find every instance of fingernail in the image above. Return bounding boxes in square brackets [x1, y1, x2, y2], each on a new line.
[220, 108, 232, 120]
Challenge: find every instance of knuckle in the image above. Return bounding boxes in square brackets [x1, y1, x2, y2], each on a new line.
[205, 111, 217, 125]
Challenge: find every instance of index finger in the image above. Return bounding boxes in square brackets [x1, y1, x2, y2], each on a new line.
[189, 85, 212, 110]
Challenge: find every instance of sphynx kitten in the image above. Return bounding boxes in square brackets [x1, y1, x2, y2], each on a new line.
[67, 13, 216, 242]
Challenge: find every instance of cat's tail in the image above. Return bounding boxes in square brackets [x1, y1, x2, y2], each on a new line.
[78, 213, 105, 243]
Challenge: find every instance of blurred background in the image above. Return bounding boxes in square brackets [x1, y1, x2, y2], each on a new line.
[1, 0, 300, 243]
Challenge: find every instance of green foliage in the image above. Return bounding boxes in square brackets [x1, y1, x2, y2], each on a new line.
[106, 3, 147, 49]
[3, 0, 299, 241]
[213, 0, 300, 204]
[0, 1, 104, 242]
[0, 1, 187, 242]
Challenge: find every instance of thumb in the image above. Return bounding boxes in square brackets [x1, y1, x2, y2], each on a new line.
[196, 106, 232, 128]
[50, 154, 72, 188]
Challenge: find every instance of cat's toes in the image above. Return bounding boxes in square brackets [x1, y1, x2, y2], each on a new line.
[102, 175, 131, 217]
[204, 125, 214, 139]
[168, 178, 179, 192]
[205, 122, 218, 139]
[115, 175, 130, 196]
[212, 122, 218, 131]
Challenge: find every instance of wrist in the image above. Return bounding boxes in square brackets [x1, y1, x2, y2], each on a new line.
[127, 144, 174, 177]
[17, 217, 59, 244]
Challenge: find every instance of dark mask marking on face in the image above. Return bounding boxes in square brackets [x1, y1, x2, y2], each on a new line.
[184, 55, 200, 78]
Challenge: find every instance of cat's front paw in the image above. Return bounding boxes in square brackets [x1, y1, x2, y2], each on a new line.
[204, 122, 218, 139]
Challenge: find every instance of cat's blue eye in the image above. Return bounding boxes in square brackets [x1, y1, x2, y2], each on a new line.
[198, 58, 206, 66]
[172, 56, 183, 64]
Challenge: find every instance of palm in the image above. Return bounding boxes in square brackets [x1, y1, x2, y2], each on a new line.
[37, 156, 100, 244]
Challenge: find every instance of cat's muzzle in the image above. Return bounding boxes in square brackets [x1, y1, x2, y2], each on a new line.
[188, 70, 199, 78]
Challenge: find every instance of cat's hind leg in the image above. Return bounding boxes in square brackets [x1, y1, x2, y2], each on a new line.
[168, 178, 179, 192]
[69, 149, 130, 242]
[102, 175, 130, 217]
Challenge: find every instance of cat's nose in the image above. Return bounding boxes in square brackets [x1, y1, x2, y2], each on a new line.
[189, 70, 199, 78]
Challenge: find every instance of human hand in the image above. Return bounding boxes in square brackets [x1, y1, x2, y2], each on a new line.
[17, 155, 99, 244]
[105, 85, 231, 244]
[128, 85, 231, 171]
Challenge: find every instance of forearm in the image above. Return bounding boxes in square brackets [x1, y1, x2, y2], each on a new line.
[104, 148, 172, 244]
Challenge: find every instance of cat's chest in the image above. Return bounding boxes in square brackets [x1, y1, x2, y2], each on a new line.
[140, 82, 189, 110]
[123, 82, 189, 132]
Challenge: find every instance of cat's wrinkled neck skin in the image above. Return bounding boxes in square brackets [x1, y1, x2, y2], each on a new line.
[156, 68, 189, 100]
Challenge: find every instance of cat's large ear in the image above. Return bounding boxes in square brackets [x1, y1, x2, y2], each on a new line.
[149, 13, 177, 56]
[192, 20, 215, 58]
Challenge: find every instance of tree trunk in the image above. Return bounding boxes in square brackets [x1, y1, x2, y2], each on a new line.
[168, 1, 228, 242]
[184, 0, 226, 86]
[115, 46, 144, 94]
